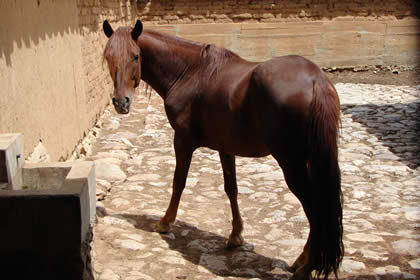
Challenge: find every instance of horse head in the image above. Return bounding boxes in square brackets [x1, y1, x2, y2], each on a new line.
[103, 20, 143, 114]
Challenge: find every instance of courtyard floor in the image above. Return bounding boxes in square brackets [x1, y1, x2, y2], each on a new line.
[88, 82, 419, 280]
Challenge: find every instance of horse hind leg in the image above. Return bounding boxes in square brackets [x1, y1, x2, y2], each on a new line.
[219, 151, 244, 248]
[272, 156, 317, 280]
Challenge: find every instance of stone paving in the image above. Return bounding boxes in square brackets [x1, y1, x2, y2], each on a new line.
[88, 82, 420, 280]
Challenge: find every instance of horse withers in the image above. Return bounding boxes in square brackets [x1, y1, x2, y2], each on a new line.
[102, 19, 343, 280]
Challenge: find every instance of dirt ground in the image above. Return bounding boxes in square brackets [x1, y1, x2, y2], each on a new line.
[325, 67, 420, 86]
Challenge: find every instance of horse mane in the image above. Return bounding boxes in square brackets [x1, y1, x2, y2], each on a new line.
[199, 43, 238, 83]
[144, 30, 238, 84]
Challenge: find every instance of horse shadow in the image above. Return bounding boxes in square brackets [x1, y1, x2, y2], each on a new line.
[120, 213, 292, 279]
[341, 101, 420, 169]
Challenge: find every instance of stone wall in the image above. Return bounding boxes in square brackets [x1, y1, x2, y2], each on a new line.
[137, 0, 418, 24]
[136, 0, 419, 67]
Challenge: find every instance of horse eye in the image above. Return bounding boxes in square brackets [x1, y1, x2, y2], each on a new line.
[133, 55, 139, 61]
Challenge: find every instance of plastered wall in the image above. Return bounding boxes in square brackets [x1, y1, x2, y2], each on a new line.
[0, 0, 136, 161]
[0, 0, 88, 161]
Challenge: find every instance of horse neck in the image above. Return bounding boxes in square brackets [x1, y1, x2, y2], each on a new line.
[138, 31, 201, 99]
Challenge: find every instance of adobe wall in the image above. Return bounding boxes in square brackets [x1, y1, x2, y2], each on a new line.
[137, 0, 419, 67]
[0, 0, 136, 161]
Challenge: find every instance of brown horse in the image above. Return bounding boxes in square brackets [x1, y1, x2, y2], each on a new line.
[102, 20, 343, 280]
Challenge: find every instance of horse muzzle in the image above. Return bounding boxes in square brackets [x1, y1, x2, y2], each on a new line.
[112, 96, 131, 114]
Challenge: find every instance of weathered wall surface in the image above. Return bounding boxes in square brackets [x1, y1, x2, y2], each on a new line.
[0, 0, 136, 161]
[137, 0, 419, 67]
[137, 0, 417, 24]
[145, 20, 419, 67]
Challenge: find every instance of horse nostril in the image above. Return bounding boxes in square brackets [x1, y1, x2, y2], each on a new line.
[125, 96, 131, 104]
[112, 97, 117, 106]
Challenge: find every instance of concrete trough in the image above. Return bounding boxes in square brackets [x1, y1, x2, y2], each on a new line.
[0, 133, 96, 280]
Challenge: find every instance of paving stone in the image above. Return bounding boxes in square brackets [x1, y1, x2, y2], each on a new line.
[98, 269, 120, 280]
[341, 259, 366, 273]
[95, 161, 127, 182]
[408, 258, 420, 269]
[113, 239, 146, 250]
[392, 239, 420, 256]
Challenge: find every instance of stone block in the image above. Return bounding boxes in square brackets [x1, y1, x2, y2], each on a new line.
[66, 160, 96, 224]
[176, 23, 240, 36]
[271, 35, 317, 60]
[383, 20, 420, 65]
[0, 182, 91, 280]
[239, 22, 322, 37]
[0, 133, 96, 279]
[21, 161, 96, 225]
[316, 21, 387, 67]
[0, 133, 24, 190]
[22, 162, 73, 190]
[144, 24, 177, 35]
[235, 34, 272, 62]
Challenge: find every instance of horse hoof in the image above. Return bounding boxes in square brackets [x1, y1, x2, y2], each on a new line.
[226, 234, 244, 249]
[287, 266, 297, 273]
[156, 220, 170, 233]
[288, 259, 302, 273]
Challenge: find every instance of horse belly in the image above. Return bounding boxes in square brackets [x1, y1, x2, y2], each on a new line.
[228, 134, 270, 158]
[200, 112, 270, 158]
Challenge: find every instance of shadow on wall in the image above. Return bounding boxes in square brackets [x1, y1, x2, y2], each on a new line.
[0, 0, 136, 67]
[0, 0, 77, 66]
[342, 102, 420, 169]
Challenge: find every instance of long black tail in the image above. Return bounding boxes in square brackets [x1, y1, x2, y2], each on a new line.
[307, 76, 344, 279]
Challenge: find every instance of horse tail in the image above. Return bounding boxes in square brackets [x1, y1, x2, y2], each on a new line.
[306, 76, 344, 279]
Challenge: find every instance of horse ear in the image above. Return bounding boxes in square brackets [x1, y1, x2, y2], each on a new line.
[103, 20, 114, 38]
[131, 20, 143, 41]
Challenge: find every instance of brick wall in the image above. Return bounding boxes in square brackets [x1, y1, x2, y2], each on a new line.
[137, 0, 417, 24]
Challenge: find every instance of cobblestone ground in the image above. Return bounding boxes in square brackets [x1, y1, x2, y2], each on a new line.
[89, 83, 419, 280]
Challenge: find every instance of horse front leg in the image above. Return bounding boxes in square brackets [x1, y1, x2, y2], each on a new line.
[156, 134, 194, 233]
[219, 151, 244, 248]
